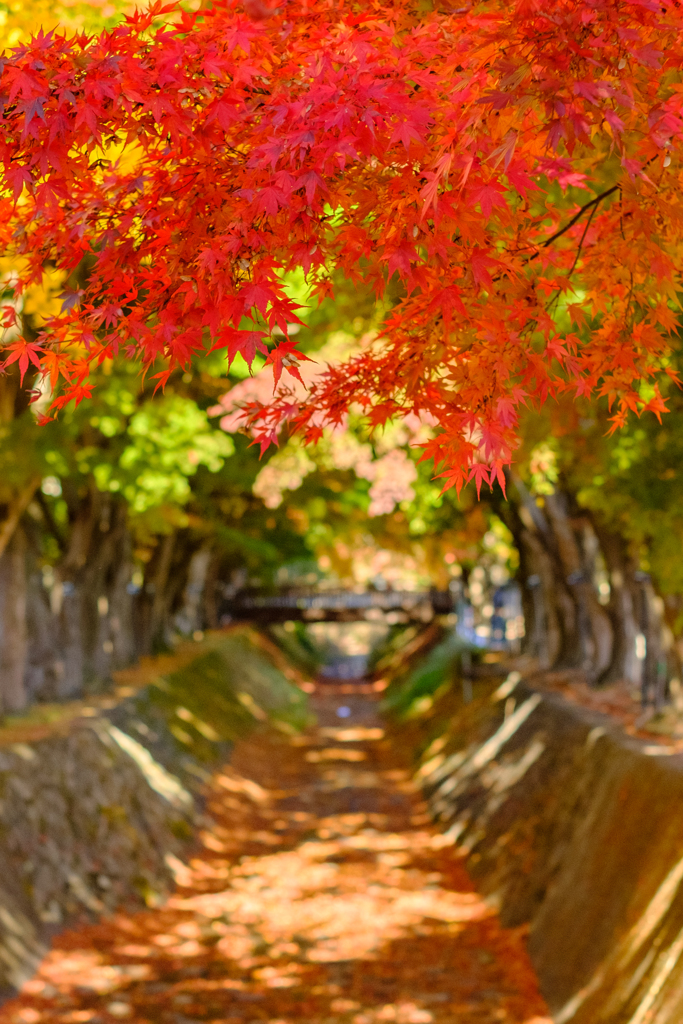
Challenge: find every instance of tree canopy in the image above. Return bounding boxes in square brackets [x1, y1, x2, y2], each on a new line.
[2, 0, 682, 491]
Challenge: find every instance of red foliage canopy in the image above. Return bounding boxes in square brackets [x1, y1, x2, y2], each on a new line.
[1, 0, 683, 490]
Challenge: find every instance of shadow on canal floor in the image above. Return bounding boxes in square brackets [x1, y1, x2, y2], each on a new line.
[1, 682, 550, 1024]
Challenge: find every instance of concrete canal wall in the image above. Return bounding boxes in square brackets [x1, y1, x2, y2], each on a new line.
[0, 628, 308, 997]
[397, 669, 683, 1024]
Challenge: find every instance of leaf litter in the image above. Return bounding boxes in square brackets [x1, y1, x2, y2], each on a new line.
[2, 684, 550, 1024]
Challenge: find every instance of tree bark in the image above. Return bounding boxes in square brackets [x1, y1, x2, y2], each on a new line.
[203, 549, 220, 631]
[591, 523, 640, 687]
[0, 475, 41, 561]
[505, 475, 585, 670]
[136, 530, 178, 656]
[513, 520, 562, 668]
[0, 526, 28, 713]
[544, 493, 613, 682]
[503, 475, 615, 683]
[174, 545, 212, 636]
[109, 527, 136, 669]
[52, 489, 138, 695]
[638, 576, 669, 709]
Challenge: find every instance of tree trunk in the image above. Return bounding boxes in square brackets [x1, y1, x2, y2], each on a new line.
[109, 527, 136, 669]
[55, 486, 100, 698]
[591, 524, 640, 687]
[637, 576, 669, 710]
[514, 522, 562, 668]
[544, 493, 613, 682]
[0, 476, 41, 561]
[53, 489, 138, 695]
[174, 545, 212, 636]
[136, 530, 178, 656]
[505, 475, 585, 670]
[503, 475, 615, 683]
[0, 526, 28, 713]
[24, 522, 63, 703]
[203, 550, 220, 631]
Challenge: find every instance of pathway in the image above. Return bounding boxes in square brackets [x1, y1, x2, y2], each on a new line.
[1, 683, 550, 1024]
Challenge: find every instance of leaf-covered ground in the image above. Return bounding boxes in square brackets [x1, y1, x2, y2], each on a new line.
[1, 683, 550, 1024]
[527, 666, 683, 749]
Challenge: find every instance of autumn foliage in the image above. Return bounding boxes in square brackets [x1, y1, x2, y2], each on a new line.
[1, 0, 683, 490]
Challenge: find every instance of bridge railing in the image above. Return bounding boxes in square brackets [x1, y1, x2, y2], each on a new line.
[220, 583, 524, 653]
[223, 587, 449, 615]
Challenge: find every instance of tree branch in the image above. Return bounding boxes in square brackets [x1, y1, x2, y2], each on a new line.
[531, 184, 619, 260]
[35, 489, 67, 554]
[566, 201, 599, 278]
[0, 475, 42, 561]
[545, 201, 600, 316]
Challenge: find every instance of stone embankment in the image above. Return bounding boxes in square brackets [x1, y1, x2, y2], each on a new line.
[0, 628, 308, 997]
[396, 669, 683, 1024]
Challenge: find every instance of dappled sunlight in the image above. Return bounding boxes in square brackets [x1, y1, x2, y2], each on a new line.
[1, 687, 550, 1024]
[304, 748, 368, 762]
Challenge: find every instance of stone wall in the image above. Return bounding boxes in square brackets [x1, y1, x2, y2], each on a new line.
[0, 628, 309, 998]
[394, 671, 683, 1024]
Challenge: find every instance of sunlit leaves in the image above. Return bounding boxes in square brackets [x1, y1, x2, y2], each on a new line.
[90, 394, 234, 513]
[2, 0, 683, 489]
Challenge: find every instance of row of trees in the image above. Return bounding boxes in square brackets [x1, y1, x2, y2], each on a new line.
[0, 0, 682, 715]
[0, 250, 505, 713]
[205, 293, 683, 704]
[1, 267, 681, 713]
[0, 0, 306, 706]
[1, 229, 681, 712]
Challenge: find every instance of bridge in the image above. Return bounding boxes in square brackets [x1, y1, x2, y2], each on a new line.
[220, 585, 523, 652]
[222, 587, 453, 624]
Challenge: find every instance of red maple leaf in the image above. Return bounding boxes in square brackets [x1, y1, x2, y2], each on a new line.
[3, 339, 44, 383]
[264, 340, 313, 390]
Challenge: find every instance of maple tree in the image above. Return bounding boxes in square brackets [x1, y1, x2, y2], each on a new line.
[518, 374, 683, 691]
[211, 337, 508, 590]
[0, 0, 289, 709]
[1, 0, 682, 491]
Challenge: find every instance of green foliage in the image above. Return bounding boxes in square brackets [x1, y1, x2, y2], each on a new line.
[528, 441, 559, 498]
[135, 629, 311, 766]
[24, 362, 245, 569]
[566, 410, 683, 596]
[512, 345, 683, 609]
[266, 622, 325, 677]
[381, 629, 465, 720]
[93, 395, 233, 514]
[0, 412, 47, 498]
